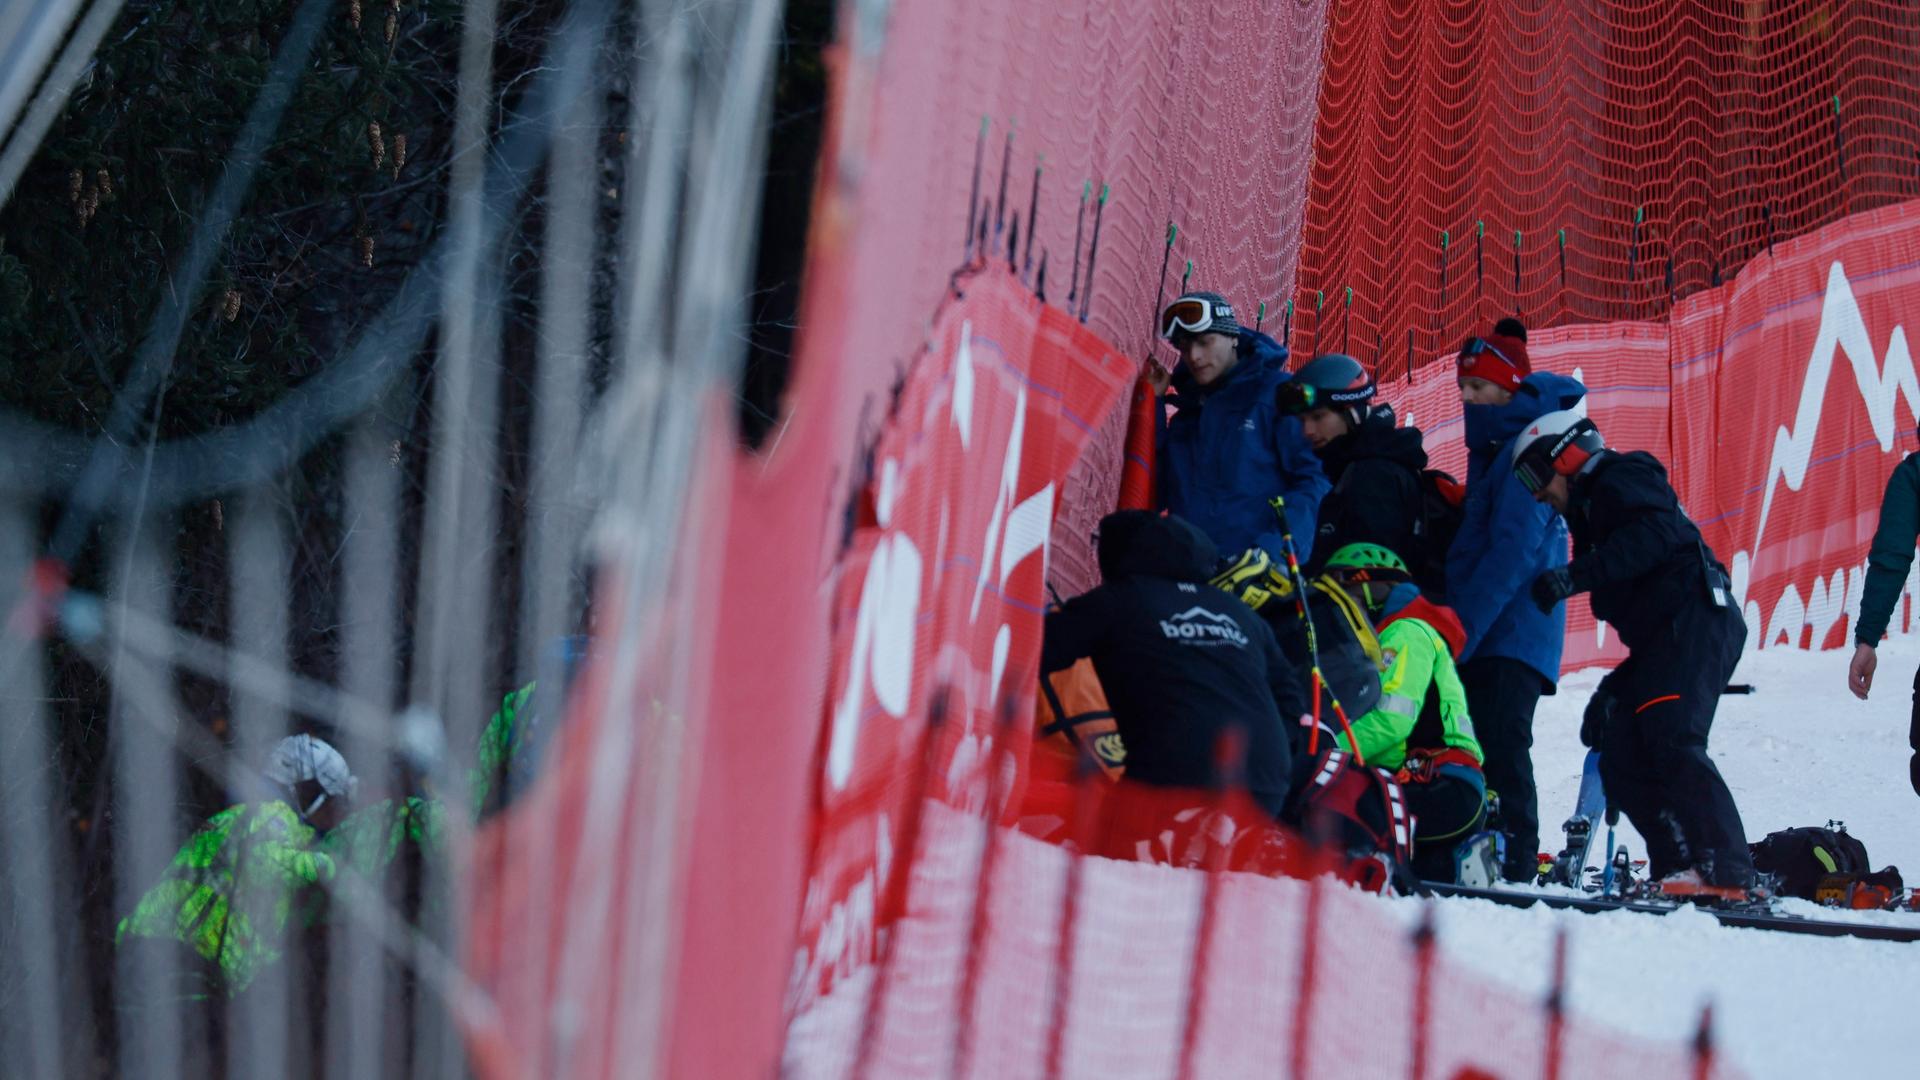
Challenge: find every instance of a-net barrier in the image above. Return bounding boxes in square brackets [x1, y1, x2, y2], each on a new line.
[1296, 0, 1920, 381]
[470, 1, 1920, 1077]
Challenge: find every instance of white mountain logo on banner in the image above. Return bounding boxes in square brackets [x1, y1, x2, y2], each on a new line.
[1737, 260, 1919, 648]
[1749, 261, 1918, 562]
[1159, 606, 1250, 646]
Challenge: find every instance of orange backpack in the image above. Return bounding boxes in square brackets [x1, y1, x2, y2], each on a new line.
[1015, 660, 1125, 844]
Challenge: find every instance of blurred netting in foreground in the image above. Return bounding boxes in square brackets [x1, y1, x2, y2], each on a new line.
[1293, 0, 1920, 381]
[0, 0, 793, 1075]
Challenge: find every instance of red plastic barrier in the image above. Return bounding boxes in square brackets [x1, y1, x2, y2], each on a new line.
[1387, 198, 1920, 673]
[795, 267, 1135, 1009]
[1675, 199, 1920, 652]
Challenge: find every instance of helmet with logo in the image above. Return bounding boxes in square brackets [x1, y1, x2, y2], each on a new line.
[264, 734, 358, 822]
[1278, 354, 1376, 426]
[1321, 542, 1411, 584]
[1158, 291, 1240, 343]
[1512, 408, 1605, 495]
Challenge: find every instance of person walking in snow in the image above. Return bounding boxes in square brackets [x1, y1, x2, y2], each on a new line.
[1447, 319, 1586, 882]
[1276, 353, 1442, 594]
[1517, 412, 1755, 893]
[1845, 446, 1920, 798]
[1320, 543, 1486, 882]
[1154, 292, 1329, 574]
[1041, 509, 1310, 820]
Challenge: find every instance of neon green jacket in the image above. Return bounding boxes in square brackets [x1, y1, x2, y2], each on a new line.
[115, 801, 333, 994]
[1338, 592, 1483, 770]
[470, 682, 533, 815]
[117, 684, 532, 995]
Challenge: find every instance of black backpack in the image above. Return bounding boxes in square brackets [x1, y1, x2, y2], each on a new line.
[1749, 824, 1872, 899]
[1411, 469, 1465, 600]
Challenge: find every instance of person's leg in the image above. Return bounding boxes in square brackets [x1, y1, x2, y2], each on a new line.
[1594, 658, 1688, 879]
[1909, 663, 1920, 797]
[1633, 605, 1754, 887]
[1460, 657, 1545, 879]
[1404, 768, 1487, 882]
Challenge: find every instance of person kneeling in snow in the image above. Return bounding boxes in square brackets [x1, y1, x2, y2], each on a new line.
[1321, 543, 1487, 882]
[116, 734, 357, 997]
[1041, 509, 1309, 822]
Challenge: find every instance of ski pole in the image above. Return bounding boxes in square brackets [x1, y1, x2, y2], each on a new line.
[1268, 495, 1364, 765]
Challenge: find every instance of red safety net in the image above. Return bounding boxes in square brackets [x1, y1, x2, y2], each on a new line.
[464, 2, 1920, 1077]
[805, 0, 1335, 600]
[780, 266, 1733, 1079]
[1296, 0, 1920, 381]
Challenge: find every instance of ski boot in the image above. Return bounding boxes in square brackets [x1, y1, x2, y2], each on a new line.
[1654, 868, 1756, 905]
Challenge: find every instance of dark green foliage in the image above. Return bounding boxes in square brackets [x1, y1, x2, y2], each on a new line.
[0, 0, 461, 438]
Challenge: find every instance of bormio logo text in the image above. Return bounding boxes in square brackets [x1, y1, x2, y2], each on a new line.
[1158, 606, 1249, 647]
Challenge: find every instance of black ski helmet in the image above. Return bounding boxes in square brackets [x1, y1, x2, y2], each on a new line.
[1279, 353, 1376, 428]
[1512, 408, 1605, 494]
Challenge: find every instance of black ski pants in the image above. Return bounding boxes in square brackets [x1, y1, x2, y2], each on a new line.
[1909, 665, 1920, 798]
[1459, 657, 1549, 879]
[1593, 600, 1753, 887]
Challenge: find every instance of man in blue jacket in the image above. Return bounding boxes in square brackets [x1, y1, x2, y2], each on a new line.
[1445, 319, 1586, 881]
[1155, 292, 1329, 568]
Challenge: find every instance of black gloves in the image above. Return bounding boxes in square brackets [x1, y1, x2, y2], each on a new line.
[1581, 687, 1615, 749]
[1910, 754, 1920, 798]
[1530, 567, 1576, 614]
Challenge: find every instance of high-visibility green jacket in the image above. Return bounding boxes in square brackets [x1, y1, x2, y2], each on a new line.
[1338, 590, 1483, 770]
[116, 683, 533, 995]
[470, 682, 533, 815]
[115, 801, 332, 994]
[322, 795, 446, 878]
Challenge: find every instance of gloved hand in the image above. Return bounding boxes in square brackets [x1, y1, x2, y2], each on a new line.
[1530, 567, 1576, 614]
[1580, 687, 1615, 749]
[1910, 754, 1920, 799]
[1211, 548, 1277, 609]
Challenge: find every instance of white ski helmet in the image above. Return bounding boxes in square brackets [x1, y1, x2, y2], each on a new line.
[264, 734, 358, 818]
[1512, 408, 1605, 494]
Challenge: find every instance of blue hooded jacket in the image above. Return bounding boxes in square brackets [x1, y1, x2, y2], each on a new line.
[1445, 371, 1587, 684]
[1158, 328, 1329, 565]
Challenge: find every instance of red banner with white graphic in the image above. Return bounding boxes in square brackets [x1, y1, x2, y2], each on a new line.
[1390, 198, 1920, 672]
[793, 268, 1134, 1009]
[1677, 201, 1920, 652]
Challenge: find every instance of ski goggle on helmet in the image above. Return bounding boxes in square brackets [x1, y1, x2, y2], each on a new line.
[1158, 294, 1235, 341]
[1455, 335, 1522, 374]
[1512, 410, 1605, 494]
[1322, 542, 1411, 582]
[1277, 353, 1375, 416]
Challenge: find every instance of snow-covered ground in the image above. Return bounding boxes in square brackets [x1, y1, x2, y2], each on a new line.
[1403, 644, 1920, 1079]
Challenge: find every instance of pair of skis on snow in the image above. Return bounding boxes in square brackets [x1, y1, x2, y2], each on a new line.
[1426, 751, 1920, 943]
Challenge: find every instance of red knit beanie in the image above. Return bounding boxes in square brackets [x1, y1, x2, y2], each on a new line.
[1456, 318, 1532, 392]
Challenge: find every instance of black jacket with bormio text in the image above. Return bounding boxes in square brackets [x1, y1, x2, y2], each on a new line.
[1041, 511, 1308, 818]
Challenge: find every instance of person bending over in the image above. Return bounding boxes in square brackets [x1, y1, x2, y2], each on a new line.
[1519, 411, 1754, 893]
[1042, 509, 1309, 819]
